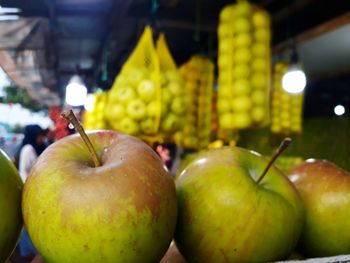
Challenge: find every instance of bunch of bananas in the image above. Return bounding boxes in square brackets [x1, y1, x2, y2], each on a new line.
[174, 56, 214, 149]
[271, 62, 304, 134]
[83, 92, 108, 130]
[217, 0, 271, 131]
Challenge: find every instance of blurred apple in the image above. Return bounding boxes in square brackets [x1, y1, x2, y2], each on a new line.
[288, 160, 350, 257]
[119, 117, 140, 135]
[235, 33, 252, 47]
[141, 118, 155, 135]
[109, 104, 125, 120]
[127, 68, 147, 86]
[137, 80, 156, 103]
[127, 99, 146, 120]
[0, 149, 23, 263]
[232, 112, 252, 129]
[147, 101, 161, 118]
[167, 82, 182, 96]
[235, 18, 251, 33]
[217, 99, 231, 114]
[161, 113, 180, 133]
[115, 86, 136, 105]
[171, 98, 185, 115]
[219, 113, 234, 129]
[232, 96, 252, 112]
[252, 11, 269, 28]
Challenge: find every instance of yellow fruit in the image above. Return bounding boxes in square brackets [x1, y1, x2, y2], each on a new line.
[252, 58, 268, 72]
[219, 39, 233, 53]
[252, 11, 269, 28]
[220, 6, 236, 21]
[252, 43, 269, 57]
[251, 90, 266, 105]
[235, 18, 251, 33]
[251, 73, 267, 89]
[233, 79, 251, 95]
[235, 33, 252, 47]
[235, 1, 252, 17]
[220, 113, 235, 129]
[234, 65, 250, 79]
[232, 96, 252, 112]
[254, 28, 270, 43]
[235, 48, 251, 63]
[251, 107, 266, 123]
[232, 113, 252, 129]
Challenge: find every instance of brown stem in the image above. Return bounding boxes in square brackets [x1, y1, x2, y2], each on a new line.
[61, 110, 101, 167]
[257, 137, 292, 184]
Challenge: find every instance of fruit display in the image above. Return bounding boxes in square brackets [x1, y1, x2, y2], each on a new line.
[105, 26, 162, 139]
[105, 28, 188, 143]
[22, 111, 177, 263]
[271, 62, 304, 134]
[174, 56, 214, 149]
[83, 92, 108, 130]
[288, 159, 350, 257]
[0, 149, 23, 263]
[217, 0, 271, 131]
[157, 34, 189, 139]
[175, 140, 304, 262]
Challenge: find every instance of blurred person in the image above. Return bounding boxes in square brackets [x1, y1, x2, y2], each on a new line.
[15, 125, 47, 262]
[18, 125, 47, 183]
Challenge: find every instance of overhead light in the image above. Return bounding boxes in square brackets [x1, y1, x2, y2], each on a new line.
[0, 6, 21, 14]
[282, 48, 307, 94]
[0, 15, 19, 21]
[334, 104, 345, 116]
[65, 75, 87, 107]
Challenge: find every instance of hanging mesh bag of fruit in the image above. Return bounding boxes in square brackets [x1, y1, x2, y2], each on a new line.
[174, 56, 215, 150]
[83, 92, 109, 130]
[217, 0, 271, 136]
[105, 26, 162, 141]
[156, 33, 189, 141]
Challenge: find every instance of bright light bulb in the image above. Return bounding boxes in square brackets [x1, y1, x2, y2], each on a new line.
[282, 67, 307, 94]
[84, 94, 95, 112]
[334, 105, 345, 116]
[65, 82, 87, 106]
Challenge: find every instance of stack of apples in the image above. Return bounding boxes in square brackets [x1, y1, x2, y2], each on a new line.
[271, 62, 304, 134]
[105, 68, 160, 136]
[218, 0, 271, 130]
[83, 92, 108, 130]
[159, 68, 188, 136]
[175, 56, 214, 149]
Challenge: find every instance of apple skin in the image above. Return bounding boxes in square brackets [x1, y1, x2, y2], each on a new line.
[22, 130, 177, 263]
[288, 159, 350, 257]
[0, 149, 23, 263]
[175, 146, 304, 263]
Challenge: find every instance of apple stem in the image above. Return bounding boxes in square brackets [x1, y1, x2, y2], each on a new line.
[256, 138, 292, 184]
[61, 110, 101, 168]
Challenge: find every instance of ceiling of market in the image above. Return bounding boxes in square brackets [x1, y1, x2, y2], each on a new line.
[0, 0, 349, 116]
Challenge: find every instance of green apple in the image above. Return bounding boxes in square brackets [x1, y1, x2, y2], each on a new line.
[231, 96, 252, 112]
[232, 112, 252, 129]
[141, 118, 155, 135]
[219, 112, 234, 129]
[254, 28, 270, 43]
[217, 99, 231, 114]
[171, 97, 185, 115]
[235, 18, 251, 33]
[251, 90, 266, 105]
[115, 86, 137, 105]
[233, 79, 251, 96]
[251, 107, 266, 123]
[233, 65, 250, 79]
[162, 88, 173, 106]
[175, 144, 304, 262]
[147, 101, 161, 118]
[137, 80, 157, 103]
[22, 127, 177, 263]
[167, 82, 182, 96]
[127, 99, 146, 120]
[252, 11, 269, 28]
[127, 68, 147, 86]
[0, 149, 23, 263]
[119, 117, 140, 135]
[235, 33, 252, 48]
[109, 104, 125, 121]
[234, 48, 251, 63]
[235, 0, 251, 17]
[288, 160, 350, 257]
[165, 70, 182, 83]
[161, 113, 179, 133]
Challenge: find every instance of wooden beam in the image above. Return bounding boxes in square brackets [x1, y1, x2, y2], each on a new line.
[273, 12, 350, 54]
